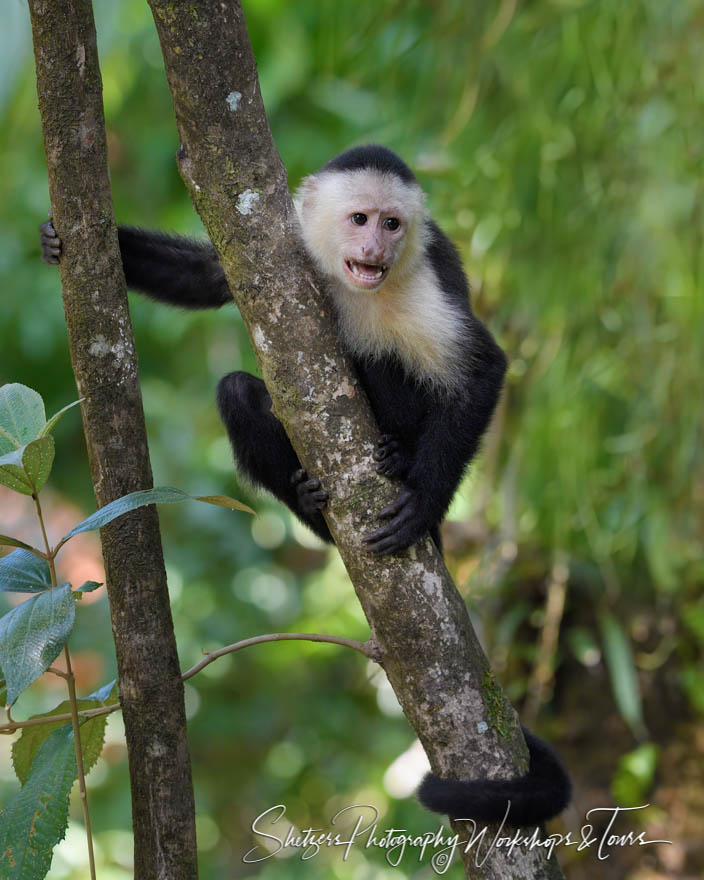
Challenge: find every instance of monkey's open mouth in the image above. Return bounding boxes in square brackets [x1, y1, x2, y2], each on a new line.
[344, 260, 388, 288]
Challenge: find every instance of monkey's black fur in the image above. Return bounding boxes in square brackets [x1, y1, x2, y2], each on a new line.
[418, 727, 571, 826]
[321, 143, 418, 184]
[40, 146, 570, 824]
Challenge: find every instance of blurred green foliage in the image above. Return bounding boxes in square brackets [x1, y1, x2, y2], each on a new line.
[1, 0, 702, 877]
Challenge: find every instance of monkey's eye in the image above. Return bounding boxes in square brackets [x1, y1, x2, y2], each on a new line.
[383, 217, 401, 231]
[351, 213, 368, 226]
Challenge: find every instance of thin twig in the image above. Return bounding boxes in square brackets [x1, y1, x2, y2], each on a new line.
[524, 554, 569, 723]
[182, 632, 378, 681]
[0, 631, 379, 733]
[0, 704, 117, 734]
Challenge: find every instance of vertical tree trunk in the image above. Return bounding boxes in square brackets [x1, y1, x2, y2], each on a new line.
[146, 1, 565, 877]
[27, 2, 198, 877]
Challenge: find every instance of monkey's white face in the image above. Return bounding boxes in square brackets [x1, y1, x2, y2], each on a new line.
[294, 169, 427, 293]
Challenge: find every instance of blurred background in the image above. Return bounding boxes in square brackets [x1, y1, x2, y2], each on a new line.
[1, 0, 702, 877]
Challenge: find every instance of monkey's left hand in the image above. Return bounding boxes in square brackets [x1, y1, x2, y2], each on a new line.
[362, 488, 428, 555]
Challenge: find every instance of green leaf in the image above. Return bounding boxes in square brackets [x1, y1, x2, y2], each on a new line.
[0, 384, 46, 456]
[61, 486, 255, 543]
[74, 580, 102, 594]
[0, 438, 55, 496]
[12, 681, 118, 785]
[0, 584, 75, 705]
[194, 493, 255, 514]
[0, 550, 51, 594]
[39, 399, 82, 438]
[21, 437, 55, 494]
[0, 723, 76, 880]
[63, 487, 190, 540]
[599, 610, 647, 739]
[611, 743, 659, 807]
[0, 535, 41, 553]
[0, 447, 34, 495]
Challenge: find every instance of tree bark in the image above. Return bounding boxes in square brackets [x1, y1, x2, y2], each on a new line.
[143, 0, 561, 880]
[144, 2, 565, 878]
[27, 2, 198, 878]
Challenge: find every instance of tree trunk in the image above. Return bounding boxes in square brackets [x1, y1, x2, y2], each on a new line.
[146, 1, 565, 877]
[27, 2, 198, 877]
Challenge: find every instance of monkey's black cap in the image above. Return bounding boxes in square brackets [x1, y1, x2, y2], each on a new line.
[320, 144, 417, 184]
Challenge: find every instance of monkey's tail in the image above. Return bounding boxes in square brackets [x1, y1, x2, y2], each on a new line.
[416, 727, 571, 827]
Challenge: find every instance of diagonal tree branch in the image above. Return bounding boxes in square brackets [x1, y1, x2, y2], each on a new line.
[145, 2, 564, 878]
[26, 1, 197, 877]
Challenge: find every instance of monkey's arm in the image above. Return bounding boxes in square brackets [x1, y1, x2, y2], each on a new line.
[118, 227, 232, 309]
[365, 324, 507, 555]
[40, 219, 231, 310]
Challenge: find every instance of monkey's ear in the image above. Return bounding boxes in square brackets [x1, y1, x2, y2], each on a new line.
[293, 174, 319, 220]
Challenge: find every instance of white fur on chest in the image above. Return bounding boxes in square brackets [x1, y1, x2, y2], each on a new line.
[329, 264, 467, 390]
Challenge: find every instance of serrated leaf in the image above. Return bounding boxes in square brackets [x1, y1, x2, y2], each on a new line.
[0, 447, 34, 495]
[0, 438, 55, 496]
[0, 584, 75, 705]
[0, 723, 76, 880]
[60, 486, 254, 544]
[40, 398, 83, 438]
[194, 494, 255, 514]
[74, 581, 102, 594]
[0, 550, 51, 594]
[0, 535, 40, 553]
[0, 384, 47, 456]
[21, 437, 55, 494]
[599, 610, 647, 739]
[12, 682, 118, 785]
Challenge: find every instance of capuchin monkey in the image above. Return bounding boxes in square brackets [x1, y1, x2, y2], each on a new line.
[40, 144, 570, 824]
[41, 145, 506, 555]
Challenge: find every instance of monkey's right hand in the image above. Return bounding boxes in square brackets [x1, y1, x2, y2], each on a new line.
[39, 216, 61, 265]
[363, 487, 427, 555]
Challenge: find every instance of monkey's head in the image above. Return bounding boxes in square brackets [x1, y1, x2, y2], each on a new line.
[294, 146, 427, 294]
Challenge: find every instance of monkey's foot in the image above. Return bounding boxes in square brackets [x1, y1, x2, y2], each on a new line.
[373, 434, 410, 478]
[39, 216, 62, 265]
[363, 487, 427, 555]
[291, 469, 329, 517]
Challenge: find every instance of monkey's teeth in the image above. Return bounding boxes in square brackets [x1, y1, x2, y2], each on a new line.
[347, 261, 386, 280]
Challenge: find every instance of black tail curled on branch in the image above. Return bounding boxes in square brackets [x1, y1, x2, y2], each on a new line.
[417, 726, 571, 827]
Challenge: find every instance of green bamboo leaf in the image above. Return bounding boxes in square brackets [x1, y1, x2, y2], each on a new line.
[194, 494, 255, 514]
[0, 723, 76, 880]
[21, 437, 55, 494]
[12, 681, 118, 785]
[61, 486, 255, 543]
[0, 384, 46, 455]
[0, 447, 34, 495]
[0, 535, 40, 553]
[599, 610, 647, 739]
[0, 550, 51, 594]
[0, 584, 75, 705]
[39, 398, 83, 438]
